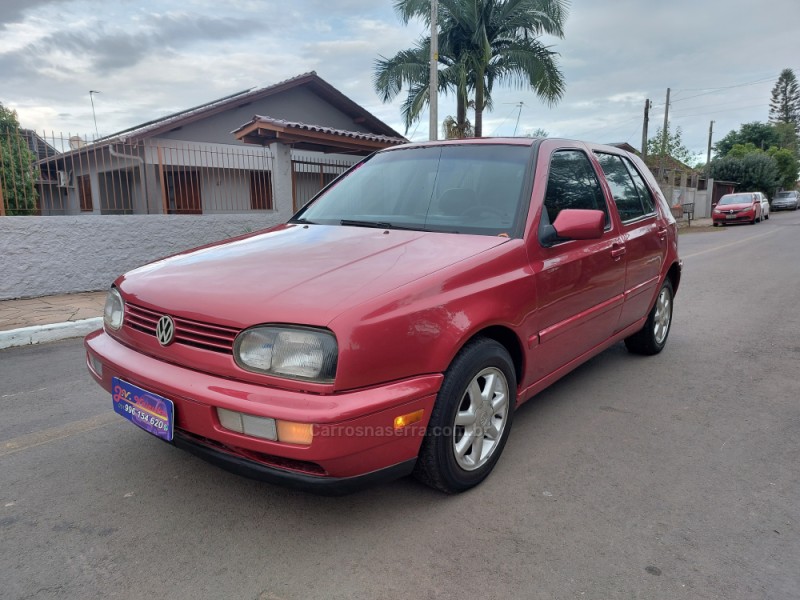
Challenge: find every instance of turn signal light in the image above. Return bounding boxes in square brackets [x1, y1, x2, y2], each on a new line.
[277, 420, 314, 445]
[394, 409, 424, 430]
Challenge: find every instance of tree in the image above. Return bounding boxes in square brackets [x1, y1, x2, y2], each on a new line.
[773, 121, 799, 154]
[714, 121, 781, 156]
[727, 142, 760, 159]
[767, 146, 800, 190]
[0, 103, 38, 215]
[769, 68, 800, 131]
[524, 127, 549, 137]
[442, 114, 475, 139]
[719, 142, 797, 192]
[708, 153, 781, 197]
[646, 122, 694, 165]
[375, 0, 568, 137]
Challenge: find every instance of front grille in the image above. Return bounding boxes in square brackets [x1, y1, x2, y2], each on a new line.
[125, 302, 239, 353]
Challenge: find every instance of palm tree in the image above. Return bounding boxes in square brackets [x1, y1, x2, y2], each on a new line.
[374, 38, 472, 134]
[374, 0, 568, 137]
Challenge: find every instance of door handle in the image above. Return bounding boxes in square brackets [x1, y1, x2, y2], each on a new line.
[611, 244, 626, 259]
[657, 227, 668, 240]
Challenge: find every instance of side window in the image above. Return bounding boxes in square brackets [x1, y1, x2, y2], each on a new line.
[594, 153, 646, 221]
[621, 157, 656, 215]
[542, 150, 610, 229]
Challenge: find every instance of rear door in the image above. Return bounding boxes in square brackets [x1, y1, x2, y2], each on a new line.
[592, 149, 667, 331]
[527, 143, 626, 381]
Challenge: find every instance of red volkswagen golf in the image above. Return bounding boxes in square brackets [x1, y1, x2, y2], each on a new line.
[85, 138, 681, 494]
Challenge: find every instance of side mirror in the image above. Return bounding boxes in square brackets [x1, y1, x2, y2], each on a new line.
[541, 209, 605, 246]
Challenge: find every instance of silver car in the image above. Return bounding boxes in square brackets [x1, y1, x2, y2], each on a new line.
[772, 190, 799, 211]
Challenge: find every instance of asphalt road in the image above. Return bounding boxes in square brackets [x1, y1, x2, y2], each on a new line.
[2, 210, 799, 600]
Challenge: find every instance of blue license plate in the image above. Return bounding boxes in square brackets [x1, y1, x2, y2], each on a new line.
[112, 377, 174, 441]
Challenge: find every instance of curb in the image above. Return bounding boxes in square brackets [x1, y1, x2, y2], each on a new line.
[0, 318, 102, 350]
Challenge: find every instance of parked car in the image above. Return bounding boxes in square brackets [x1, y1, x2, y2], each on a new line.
[772, 190, 799, 211]
[85, 138, 682, 494]
[712, 192, 761, 226]
[755, 192, 769, 220]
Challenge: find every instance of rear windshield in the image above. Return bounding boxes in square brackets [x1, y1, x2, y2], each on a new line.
[293, 144, 532, 237]
[719, 194, 753, 205]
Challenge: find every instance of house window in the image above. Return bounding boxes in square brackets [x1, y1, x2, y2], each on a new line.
[166, 170, 202, 214]
[78, 175, 93, 212]
[250, 171, 273, 210]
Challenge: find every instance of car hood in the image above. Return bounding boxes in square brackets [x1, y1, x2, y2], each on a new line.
[117, 223, 510, 328]
[716, 203, 753, 210]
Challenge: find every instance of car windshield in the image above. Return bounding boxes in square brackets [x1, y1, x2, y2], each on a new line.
[776, 192, 796, 199]
[292, 144, 532, 237]
[719, 194, 753, 205]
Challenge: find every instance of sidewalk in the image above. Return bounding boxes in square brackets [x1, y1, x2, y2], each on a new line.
[0, 291, 106, 349]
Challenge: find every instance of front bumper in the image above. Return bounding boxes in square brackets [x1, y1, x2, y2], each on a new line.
[712, 212, 754, 224]
[85, 330, 441, 488]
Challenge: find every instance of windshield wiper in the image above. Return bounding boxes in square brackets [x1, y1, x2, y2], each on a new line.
[339, 219, 423, 231]
[290, 217, 319, 225]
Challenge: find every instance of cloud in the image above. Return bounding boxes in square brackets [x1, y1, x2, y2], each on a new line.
[0, 0, 72, 27]
[8, 13, 266, 76]
[2, 0, 798, 158]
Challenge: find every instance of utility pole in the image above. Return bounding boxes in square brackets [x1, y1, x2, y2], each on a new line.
[658, 87, 670, 179]
[89, 90, 101, 140]
[660, 87, 670, 155]
[429, 0, 438, 141]
[641, 99, 651, 156]
[706, 120, 715, 170]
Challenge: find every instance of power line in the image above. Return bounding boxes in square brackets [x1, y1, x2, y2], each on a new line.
[671, 68, 800, 93]
[671, 96, 774, 113]
[670, 103, 767, 120]
[671, 76, 776, 96]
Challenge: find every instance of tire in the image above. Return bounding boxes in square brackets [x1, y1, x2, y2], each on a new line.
[624, 279, 674, 356]
[414, 338, 516, 494]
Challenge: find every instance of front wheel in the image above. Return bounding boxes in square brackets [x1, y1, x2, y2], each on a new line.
[414, 338, 516, 494]
[625, 279, 674, 355]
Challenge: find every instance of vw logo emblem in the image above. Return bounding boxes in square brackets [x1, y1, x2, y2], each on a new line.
[156, 315, 175, 346]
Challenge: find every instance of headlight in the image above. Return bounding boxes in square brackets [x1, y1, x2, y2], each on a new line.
[104, 287, 125, 331]
[234, 326, 338, 383]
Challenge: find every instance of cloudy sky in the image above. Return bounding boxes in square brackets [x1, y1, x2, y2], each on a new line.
[1, 0, 797, 162]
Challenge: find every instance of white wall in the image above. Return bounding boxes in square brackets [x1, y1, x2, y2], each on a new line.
[0, 213, 288, 300]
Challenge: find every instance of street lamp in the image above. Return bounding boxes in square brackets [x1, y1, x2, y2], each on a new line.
[89, 90, 100, 140]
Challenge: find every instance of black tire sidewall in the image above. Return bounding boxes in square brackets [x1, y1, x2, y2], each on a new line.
[422, 339, 516, 492]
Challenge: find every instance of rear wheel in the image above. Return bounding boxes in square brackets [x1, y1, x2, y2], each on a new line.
[414, 338, 516, 494]
[625, 279, 674, 356]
